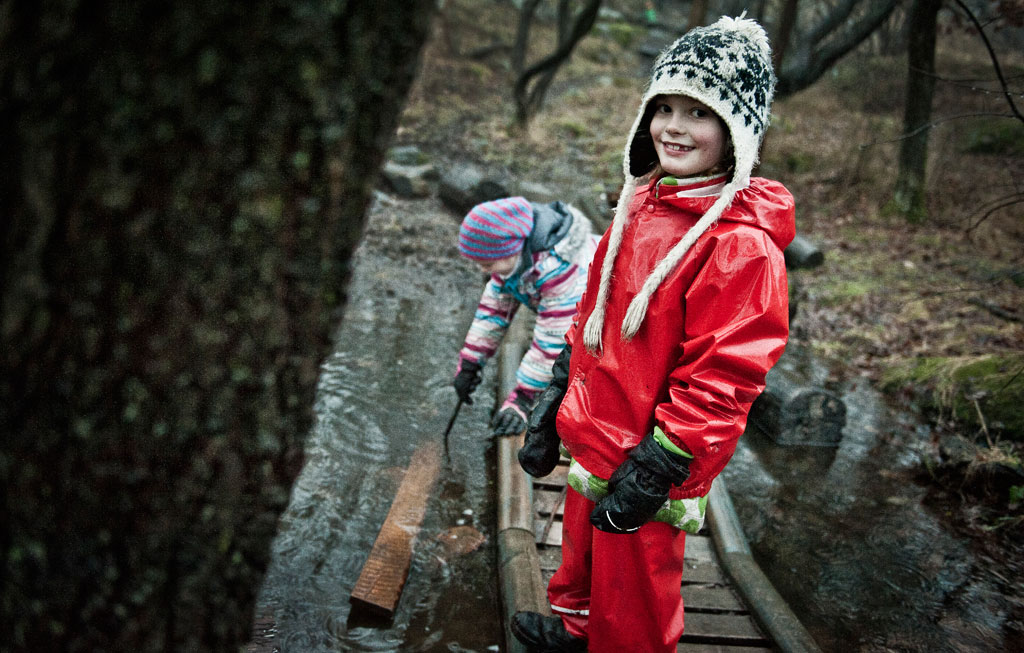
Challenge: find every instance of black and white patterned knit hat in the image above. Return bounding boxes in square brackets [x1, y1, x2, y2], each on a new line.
[583, 16, 777, 350]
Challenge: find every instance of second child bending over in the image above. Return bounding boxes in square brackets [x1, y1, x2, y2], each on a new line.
[453, 197, 599, 438]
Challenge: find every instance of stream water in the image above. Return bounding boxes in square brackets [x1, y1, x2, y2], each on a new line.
[253, 196, 505, 652]
[253, 195, 1022, 652]
[724, 345, 1024, 651]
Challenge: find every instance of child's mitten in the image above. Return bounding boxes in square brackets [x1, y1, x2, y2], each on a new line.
[589, 433, 690, 533]
[453, 359, 482, 404]
[491, 392, 534, 437]
[517, 345, 571, 477]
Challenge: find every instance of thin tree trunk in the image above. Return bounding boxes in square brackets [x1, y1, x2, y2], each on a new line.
[892, 0, 940, 223]
[513, 0, 602, 126]
[688, 0, 709, 29]
[512, 0, 543, 78]
[773, 0, 799, 72]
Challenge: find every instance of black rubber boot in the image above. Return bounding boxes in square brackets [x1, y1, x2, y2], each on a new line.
[511, 611, 587, 652]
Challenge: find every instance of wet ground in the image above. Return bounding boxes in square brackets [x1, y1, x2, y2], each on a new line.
[725, 351, 1024, 652]
[254, 193, 1024, 652]
[254, 195, 505, 652]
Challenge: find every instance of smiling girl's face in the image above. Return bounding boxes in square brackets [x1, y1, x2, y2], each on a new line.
[648, 94, 728, 178]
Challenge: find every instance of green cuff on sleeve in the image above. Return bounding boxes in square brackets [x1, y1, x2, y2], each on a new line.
[653, 425, 693, 458]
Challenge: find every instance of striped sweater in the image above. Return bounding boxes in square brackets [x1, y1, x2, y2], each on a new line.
[459, 205, 599, 413]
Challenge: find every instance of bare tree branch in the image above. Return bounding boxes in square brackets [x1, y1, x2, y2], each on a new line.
[777, 0, 899, 96]
[513, 0, 602, 125]
[952, 0, 1024, 123]
[858, 112, 1016, 148]
[967, 194, 1024, 233]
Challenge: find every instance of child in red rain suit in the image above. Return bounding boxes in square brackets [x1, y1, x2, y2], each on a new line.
[513, 16, 795, 653]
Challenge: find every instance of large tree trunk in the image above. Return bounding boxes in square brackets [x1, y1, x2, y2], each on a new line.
[892, 0, 940, 223]
[0, 1, 434, 651]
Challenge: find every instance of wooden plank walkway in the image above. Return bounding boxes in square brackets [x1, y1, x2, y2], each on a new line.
[531, 462, 773, 653]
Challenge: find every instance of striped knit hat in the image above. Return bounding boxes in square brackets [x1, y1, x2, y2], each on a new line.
[583, 15, 776, 351]
[458, 197, 534, 260]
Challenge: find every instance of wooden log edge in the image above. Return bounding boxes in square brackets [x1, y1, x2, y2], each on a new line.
[708, 479, 822, 653]
[497, 317, 548, 653]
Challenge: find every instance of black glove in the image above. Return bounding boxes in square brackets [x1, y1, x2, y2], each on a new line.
[491, 392, 533, 437]
[518, 345, 572, 477]
[590, 433, 691, 534]
[453, 359, 482, 404]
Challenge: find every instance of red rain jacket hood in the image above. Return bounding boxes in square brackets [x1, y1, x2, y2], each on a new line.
[557, 177, 795, 499]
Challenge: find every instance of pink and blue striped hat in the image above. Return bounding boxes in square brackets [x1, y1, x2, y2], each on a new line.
[457, 197, 534, 260]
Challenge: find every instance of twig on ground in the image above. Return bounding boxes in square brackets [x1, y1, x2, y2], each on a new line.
[973, 398, 994, 448]
[968, 298, 1023, 323]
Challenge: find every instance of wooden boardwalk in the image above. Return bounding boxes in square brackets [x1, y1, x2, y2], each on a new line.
[531, 462, 772, 652]
[495, 317, 820, 653]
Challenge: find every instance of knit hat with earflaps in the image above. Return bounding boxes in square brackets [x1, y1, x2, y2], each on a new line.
[582, 15, 776, 351]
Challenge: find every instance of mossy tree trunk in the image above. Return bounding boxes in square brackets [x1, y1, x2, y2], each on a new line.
[0, 1, 434, 651]
[892, 0, 940, 223]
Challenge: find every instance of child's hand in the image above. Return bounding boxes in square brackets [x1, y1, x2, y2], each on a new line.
[589, 459, 666, 533]
[517, 383, 563, 476]
[517, 346, 572, 476]
[491, 407, 526, 436]
[491, 394, 531, 437]
[453, 359, 482, 404]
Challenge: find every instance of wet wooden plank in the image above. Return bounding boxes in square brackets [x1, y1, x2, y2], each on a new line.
[679, 611, 768, 645]
[677, 644, 772, 653]
[534, 488, 565, 516]
[533, 517, 563, 546]
[535, 462, 569, 489]
[683, 534, 714, 562]
[681, 585, 745, 612]
[349, 441, 441, 617]
[682, 558, 727, 585]
[537, 546, 561, 572]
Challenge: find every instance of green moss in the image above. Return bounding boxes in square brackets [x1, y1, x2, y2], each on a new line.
[555, 119, 590, 138]
[817, 278, 876, 306]
[466, 62, 492, 83]
[784, 151, 817, 173]
[600, 22, 642, 49]
[882, 353, 1024, 438]
[962, 120, 1024, 156]
[1011, 485, 1024, 504]
[883, 192, 928, 224]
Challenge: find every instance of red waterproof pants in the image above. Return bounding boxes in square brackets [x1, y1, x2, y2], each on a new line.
[547, 488, 687, 653]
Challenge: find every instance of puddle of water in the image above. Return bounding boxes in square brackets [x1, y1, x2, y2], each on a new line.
[255, 200, 504, 652]
[724, 344, 1023, 651]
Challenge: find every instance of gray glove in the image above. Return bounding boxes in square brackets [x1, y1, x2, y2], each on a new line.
[491, 392, 533, 437]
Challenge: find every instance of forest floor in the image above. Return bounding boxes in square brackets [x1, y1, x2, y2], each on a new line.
[397, 2, 1024, 543]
